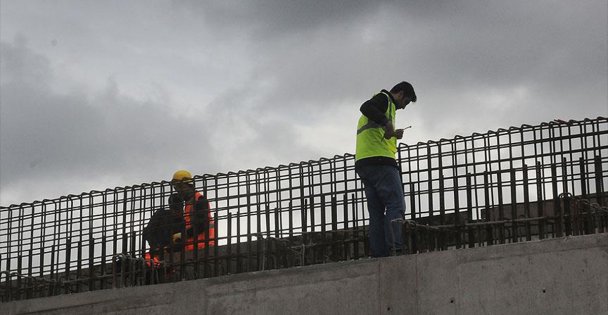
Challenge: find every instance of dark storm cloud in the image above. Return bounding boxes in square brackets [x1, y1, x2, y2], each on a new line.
[0, 35, 317, 205]
[176, 0, 606, 120]
[0, 39, 218, 204]
[175, 0, 375, 40]
[229, 1, 607, 136]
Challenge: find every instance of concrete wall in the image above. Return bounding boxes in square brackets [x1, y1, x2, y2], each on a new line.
[6, 233, 608, 315]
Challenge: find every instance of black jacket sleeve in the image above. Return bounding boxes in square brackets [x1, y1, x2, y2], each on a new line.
[359, 92, 390, 126]
[168, 193, 184, 212]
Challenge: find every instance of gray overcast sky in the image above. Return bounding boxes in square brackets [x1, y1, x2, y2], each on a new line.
[1, 0, 607, 206]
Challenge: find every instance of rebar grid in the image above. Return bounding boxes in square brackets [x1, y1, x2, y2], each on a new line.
[1, 117, 606, 302]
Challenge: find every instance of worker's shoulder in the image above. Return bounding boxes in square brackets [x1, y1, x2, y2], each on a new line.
[368, 90, 390, 108]
[373, 90, 390, 103]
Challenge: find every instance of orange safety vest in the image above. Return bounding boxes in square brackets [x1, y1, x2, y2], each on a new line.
[183, 191, 216, 250]
[144, 252, 161, 268]
[144, 191, 215, 267]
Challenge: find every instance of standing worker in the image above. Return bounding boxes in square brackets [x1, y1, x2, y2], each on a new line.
[355, 81, 417, 257]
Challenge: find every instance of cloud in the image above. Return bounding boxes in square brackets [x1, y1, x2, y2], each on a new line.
[0, 36, 331, 205]
[0, 1, 606, 206]
[0, 38, 219, 204]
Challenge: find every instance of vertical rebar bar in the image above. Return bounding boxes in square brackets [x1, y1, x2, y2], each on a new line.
[523, 164, 532, 241]
[510, 169, 518, 243]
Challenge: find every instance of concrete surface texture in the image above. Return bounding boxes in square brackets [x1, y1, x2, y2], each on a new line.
[5, 233, 608, 315]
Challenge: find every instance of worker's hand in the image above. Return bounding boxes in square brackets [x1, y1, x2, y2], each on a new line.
[384, 121, 396, 139]
[172, 233, 182, 243]
[394, 128, 404, 140]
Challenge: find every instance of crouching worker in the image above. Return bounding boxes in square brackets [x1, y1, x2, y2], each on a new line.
[143, 170, 216, 269]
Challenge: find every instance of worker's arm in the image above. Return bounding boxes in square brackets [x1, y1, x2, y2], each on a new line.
[360, 93, 400, 139]
[360, 93, 390, 126]
[390, 127, 404, 140]
[166, 194, 186, 243]
[168, 193, 183, 212]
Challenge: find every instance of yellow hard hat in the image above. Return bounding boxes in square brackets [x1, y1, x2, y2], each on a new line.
[172, 170, 192, 182]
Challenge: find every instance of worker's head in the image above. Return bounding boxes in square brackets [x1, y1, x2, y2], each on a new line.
[390, 81, 417, 109]
[171, 170, 194, 196]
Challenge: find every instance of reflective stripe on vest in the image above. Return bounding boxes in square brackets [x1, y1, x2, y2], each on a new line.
[355, 91, 397, 161]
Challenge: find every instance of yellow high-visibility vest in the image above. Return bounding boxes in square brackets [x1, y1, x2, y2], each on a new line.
[355, 91, 397, 161]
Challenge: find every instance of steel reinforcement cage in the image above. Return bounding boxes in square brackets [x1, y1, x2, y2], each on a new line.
[1, 117, 607, 301]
